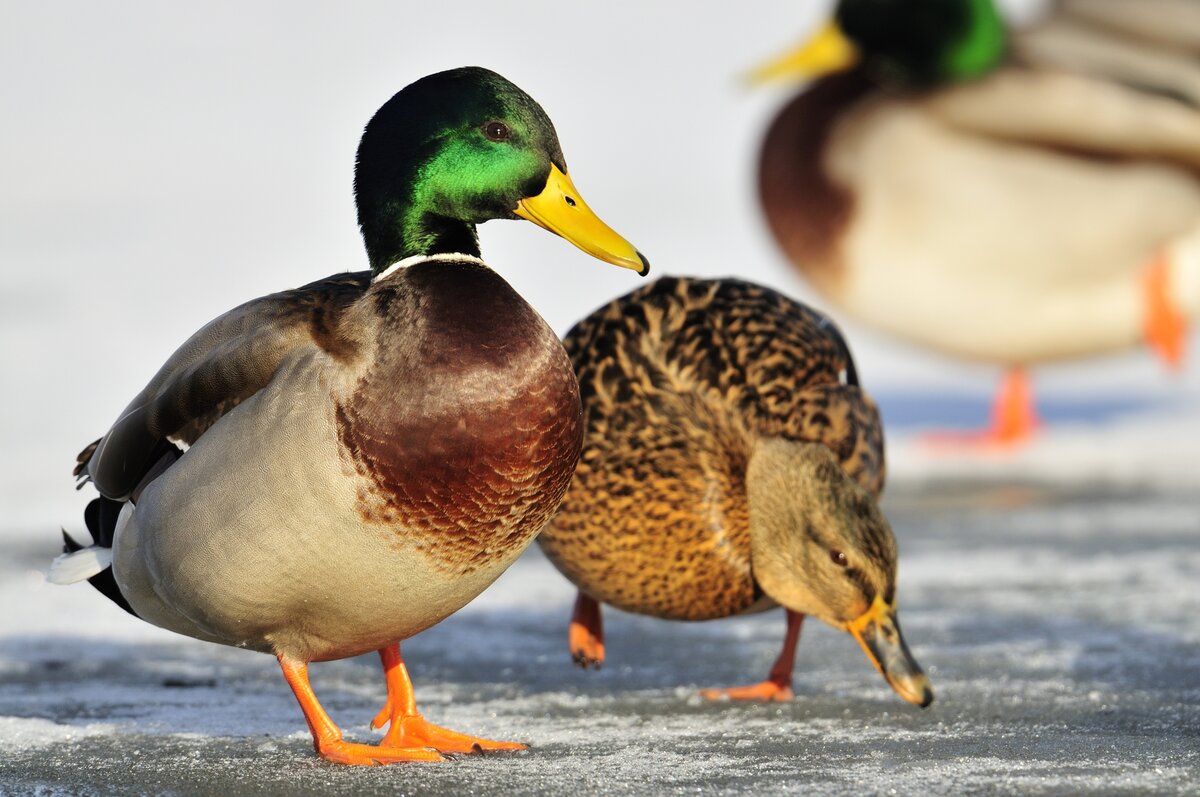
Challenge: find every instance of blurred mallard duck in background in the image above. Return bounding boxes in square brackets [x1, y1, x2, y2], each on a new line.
[756, 0, 1200, 445]
[538, 277, 933, 708]
[51, 66, 647, 766]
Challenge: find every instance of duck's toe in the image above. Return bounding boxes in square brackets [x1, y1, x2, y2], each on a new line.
[699, 679, 795, 703]
[314, 738, 444, 766]
[570, 631, 605, 669]
[381, 715, 527, 754]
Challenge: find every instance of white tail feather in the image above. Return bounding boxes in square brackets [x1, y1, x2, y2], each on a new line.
[48, 546, 113, 584]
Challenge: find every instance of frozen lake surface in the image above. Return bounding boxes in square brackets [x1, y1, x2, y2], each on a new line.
[2, 472, 1197, 795]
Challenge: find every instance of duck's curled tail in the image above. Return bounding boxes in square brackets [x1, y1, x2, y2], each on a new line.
[51, 496, 136, 615]
[50, 438, 180, 616]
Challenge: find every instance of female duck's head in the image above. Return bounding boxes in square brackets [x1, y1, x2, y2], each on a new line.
[355, 67, 648, 275]
[755, 0, 1007, 87]
[747, 439, 933, 707]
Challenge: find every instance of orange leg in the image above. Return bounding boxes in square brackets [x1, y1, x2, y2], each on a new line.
[569, 591, 605, 669]
[700, 610, 804, 702]
[277, 655, 442, 765]
[370, 643, 526, 753]
[985, 367, 1039, 445]
[923, 367, 1039, 449]
[1144, 251, 1187, 369]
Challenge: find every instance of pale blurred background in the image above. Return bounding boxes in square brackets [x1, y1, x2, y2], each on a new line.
[2, 0, 1195, 536]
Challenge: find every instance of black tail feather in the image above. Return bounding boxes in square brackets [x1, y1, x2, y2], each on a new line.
[67, 436, 182, 617]
[83, 495, 125, 548]
[61, 528, 82, 553]
[66, 496, 137, 617]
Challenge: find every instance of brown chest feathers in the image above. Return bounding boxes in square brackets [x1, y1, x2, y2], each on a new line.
[336, 260, 583, 577]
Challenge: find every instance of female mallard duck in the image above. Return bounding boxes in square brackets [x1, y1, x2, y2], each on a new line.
[537, 277, 933, 707]
[50, 66, 648, 766]
[756, 0, 1200, 444]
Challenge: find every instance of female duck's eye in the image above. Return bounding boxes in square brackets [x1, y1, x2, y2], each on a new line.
[483, 121, 510, 142]
[830, 550, 848, 567]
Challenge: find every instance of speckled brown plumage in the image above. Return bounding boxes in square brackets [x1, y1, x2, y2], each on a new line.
[538, 277, 883, 621]
[336, 261, 582, 577]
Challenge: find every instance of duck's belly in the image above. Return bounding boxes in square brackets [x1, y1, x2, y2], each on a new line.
[541, 510, 758, 622]
[541, 464, 758, 622]
[830, 99, 1200, 364]
[113, 354, 540, 662]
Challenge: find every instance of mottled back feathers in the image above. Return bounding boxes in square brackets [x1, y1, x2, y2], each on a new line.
[540, 277, 884, 621]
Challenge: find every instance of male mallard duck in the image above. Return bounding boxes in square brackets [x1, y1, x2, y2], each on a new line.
[50, 66, 648, 766]
[537, 277, 933, 707]
[756, 0, 1200, 444]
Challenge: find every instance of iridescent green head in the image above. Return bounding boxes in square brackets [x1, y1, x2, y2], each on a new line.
[837, 0, 1006, 84]
[355, 67, 647, 275]
[753, 0, 1006, 87]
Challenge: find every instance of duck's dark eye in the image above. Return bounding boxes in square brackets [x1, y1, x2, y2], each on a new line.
[830, 550, 848, 567]
[483, 121, 510, 142]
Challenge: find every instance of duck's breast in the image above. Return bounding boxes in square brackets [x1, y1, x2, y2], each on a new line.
[335, 260, 583, 575]
[116, 260, 582, 661]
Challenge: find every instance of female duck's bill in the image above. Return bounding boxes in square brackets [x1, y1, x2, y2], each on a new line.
[845, 595, 934, 707]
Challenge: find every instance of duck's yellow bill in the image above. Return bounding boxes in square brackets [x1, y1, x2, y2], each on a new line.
[844, 594, 934, 708]
[750, 21, 860, 83]
[515, 164, 649, 276]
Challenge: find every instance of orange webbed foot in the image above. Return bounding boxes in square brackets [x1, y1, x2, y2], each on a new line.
[569, 592, 605, 669]
[569, 619, 605, 669]
[701, 611, 803, 703]
[1144, 252, 1187, 369]
[700, 680, 794, 702]
[371, 696, 525, 753]
[278, 654, 443, 766]
[314, 738, 444, 766]
[380, 714, 526, 753]
[372, 643, 525, 755]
